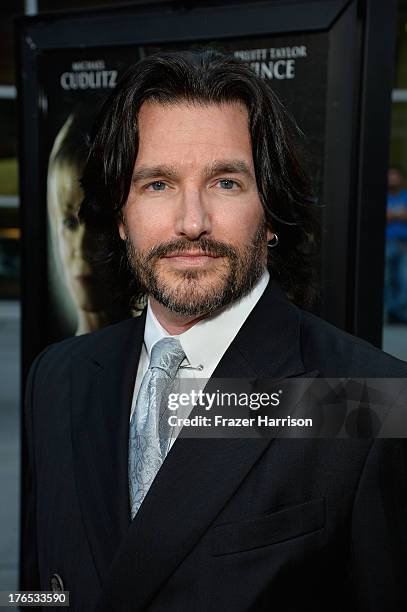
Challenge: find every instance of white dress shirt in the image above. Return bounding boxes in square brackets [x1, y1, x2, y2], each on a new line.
[129, 270, 270, 423]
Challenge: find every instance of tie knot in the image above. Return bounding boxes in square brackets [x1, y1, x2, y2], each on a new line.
[149, 337, 186, 378]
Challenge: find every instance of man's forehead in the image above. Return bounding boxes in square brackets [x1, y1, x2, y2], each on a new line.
[137, 99, 250, 139]
[135, 100, 253, 171]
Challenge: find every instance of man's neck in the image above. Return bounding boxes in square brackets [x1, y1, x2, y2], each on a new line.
[149, 298, 212, 335]
[148, 271, 270, 335]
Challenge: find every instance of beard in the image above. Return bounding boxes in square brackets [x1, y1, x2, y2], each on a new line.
[124, 220, 268, 317]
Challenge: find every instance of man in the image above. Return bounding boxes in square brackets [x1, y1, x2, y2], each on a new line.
[385, 165, 407, 323]
[22, 50, 407, 611]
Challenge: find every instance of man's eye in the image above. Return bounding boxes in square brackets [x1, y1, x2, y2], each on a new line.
[218, 179, 238, 190]
[146, 181, 167, 191]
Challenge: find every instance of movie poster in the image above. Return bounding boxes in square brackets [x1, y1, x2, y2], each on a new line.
[38, 33, 328, 344]
[38, 47, 141, 342]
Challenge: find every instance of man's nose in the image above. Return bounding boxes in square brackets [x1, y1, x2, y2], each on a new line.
[174, 185, 211, 239]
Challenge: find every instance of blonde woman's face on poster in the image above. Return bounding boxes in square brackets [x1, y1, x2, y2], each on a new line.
[47, 161, 105, 312]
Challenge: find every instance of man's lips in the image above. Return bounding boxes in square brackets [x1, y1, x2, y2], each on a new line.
[164, 251, 219, 257]
[162, 252, 221, 265]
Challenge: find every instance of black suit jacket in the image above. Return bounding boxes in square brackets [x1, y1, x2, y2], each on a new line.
[22, 280, 407, 611]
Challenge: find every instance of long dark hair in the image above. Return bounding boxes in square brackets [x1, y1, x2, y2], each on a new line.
[79, 49, 320, 311]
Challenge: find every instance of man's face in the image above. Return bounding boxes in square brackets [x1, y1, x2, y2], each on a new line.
[118, 100, 273, 317]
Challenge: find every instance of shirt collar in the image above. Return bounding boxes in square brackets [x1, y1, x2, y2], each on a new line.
[144, 301, 170, 358]
[144, 270, 270, 373]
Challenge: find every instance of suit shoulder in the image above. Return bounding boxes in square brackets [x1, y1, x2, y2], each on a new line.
[29, 315, 144, 375]
[299, 310, 407, 377]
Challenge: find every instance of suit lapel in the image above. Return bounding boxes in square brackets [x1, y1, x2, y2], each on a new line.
[215, 280, 306, 380]
[71, 312, 146, 585]
[97, 281, 318, 611]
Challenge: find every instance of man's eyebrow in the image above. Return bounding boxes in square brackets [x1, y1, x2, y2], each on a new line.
[203, 160, 254, 180]
[131, 160, 254, 183]
[131, 165, 179, 183]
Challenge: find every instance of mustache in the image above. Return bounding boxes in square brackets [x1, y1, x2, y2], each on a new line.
[144, 237, 239, 261]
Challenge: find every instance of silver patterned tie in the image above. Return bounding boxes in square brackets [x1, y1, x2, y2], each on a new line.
[128, 337, 185, 519]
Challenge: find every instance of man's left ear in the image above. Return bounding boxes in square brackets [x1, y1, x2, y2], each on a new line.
[118, 215, 126, 241]
[266, 226, 274, 242]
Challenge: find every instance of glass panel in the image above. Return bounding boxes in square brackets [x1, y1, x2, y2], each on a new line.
[0, 207, 20, 299]
[0, 99, 18, 197]
[0, 1, 24, 84]
[382, 1, 407, 358]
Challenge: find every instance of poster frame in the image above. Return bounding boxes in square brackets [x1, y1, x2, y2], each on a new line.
[15, 0, 395, 374]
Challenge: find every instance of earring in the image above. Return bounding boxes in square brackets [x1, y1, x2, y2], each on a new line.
[267, 234, 279, 248]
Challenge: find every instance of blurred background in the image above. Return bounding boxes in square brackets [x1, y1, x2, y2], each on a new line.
[1, 0, 407, 590]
